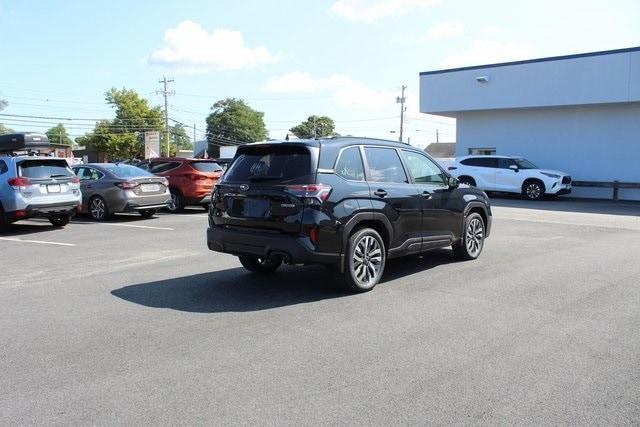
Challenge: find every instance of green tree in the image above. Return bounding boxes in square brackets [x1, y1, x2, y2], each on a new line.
[77, 88, 164, 160]
[206, 98, 268, 143]
[0, 123, 13, 135]
[46, 123, 73, 146]
[171, 123, 192, 149]
[289, 115, 336, 139]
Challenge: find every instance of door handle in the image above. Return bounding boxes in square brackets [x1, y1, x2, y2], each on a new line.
[421, 191, 432, 199]
[374, 189, 387, 197]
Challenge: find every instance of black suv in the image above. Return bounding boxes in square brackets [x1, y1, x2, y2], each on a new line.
[207, 137, 491, 292]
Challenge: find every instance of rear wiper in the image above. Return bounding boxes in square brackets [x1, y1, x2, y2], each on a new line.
[248, 176, 282, 182]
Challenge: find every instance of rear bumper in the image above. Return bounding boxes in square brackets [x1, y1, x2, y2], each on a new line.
[207, 226, 341, 265]
[5, 202, 79, 222]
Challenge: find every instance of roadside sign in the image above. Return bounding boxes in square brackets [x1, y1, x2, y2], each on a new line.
[144, 131, 160, 159]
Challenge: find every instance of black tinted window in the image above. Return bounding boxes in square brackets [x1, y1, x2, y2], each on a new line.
[335, 147, 365, 181]
[498, 158, 516, 169]
[18, 159, 73, 178]
[364, 147, 407, 183]
[224, 146, 312, 184]
[461, 157, 498, 168]
[190, 161, 222, 172]
[106, 165, 153, 178]
[149, 161, 180, 173]
[0, 159, 7, 174]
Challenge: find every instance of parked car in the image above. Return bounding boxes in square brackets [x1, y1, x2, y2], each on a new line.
[207, 137, 492, 292]
[447, 155, 572, 200]
[0, 133, 81, 228]
[138, 158, 223, 212]
[72, 163, 170, 220]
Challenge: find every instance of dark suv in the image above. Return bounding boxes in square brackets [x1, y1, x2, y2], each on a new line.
[207, 137, 492, 292]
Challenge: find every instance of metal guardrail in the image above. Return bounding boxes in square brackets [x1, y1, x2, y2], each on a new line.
[573, 180, 640, 200]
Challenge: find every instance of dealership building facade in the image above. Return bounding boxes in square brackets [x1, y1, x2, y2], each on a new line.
[420, 47, 640, 200]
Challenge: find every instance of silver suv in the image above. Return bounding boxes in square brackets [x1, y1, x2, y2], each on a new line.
[0, 134, 81, 228]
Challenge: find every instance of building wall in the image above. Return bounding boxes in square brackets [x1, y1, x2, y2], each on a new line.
[456, 103, 640, 200]
[420, 48, 640, 115]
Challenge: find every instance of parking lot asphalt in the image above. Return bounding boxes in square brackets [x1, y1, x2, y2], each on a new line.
[1, 199, 639, 424]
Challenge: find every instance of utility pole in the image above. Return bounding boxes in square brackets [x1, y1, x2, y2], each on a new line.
[193, 123, 196, 145]
[436, 128, 439, 144]
[157, 76, 174, 157]
[396, 85, 407, 143]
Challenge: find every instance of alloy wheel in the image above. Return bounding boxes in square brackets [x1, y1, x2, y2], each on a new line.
[352, 235, 383, 287]
[90, 198, 106, 220]
[465, 217, 484, 257]
[525, 183, 542, 199]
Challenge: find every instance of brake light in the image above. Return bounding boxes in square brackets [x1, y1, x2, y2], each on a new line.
[116, 181, 138, 189]
[71, 176, 80, 184]
[8, 177, 32, 189]
[285, 184, 332, 203]
[189, 174, 207, 181]
[447, 166, 457, 171]
[309, 227, 319, 245]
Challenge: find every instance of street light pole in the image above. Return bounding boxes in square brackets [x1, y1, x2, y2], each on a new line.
[396, 85, 407, 143]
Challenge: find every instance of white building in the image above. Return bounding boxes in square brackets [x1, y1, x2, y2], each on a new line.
[420, 47, 640, 200]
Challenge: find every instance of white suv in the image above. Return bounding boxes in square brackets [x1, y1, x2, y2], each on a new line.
[448, 156, 572, 200]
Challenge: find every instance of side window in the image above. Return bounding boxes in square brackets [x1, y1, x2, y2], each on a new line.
[77, 167, 103, 181]
[402, 151, 446, 186]
[498, 158, 516, 169]
[334, 147, 365, 181]
[364, 147, 407, 183]
[74, 167, 89, 180]
[461, 157, 498, 168]
[0, 159, 8, 175]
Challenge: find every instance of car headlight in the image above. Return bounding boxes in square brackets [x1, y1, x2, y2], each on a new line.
[541, 172, 561, 179]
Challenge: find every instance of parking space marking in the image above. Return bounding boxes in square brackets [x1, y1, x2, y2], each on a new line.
[0, 237, 76, 247]
[98, 223, 175, 231]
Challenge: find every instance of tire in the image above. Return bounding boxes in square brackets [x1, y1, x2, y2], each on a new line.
[0, 206, 9, 231]
[89, 196, 110, 221]
[139, 209, 156, 218]
[49, 214, 70, 227]
[340, 228, 386, 293]
[168, 189, 184, 212]
[522, 180, 545, 200]
[452, 212, 485, 260]
[459, 176, 476, 187]
[238, 255, 283, 274]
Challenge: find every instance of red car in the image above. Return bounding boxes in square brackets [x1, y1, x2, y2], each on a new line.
[140, 158, 223, 212]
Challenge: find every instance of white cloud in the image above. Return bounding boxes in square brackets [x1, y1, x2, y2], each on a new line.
[264, 72, 396, 110]
[330, 0, 438, 22]
[439, 40, 537, 69]
[421, 20, 465, 42]
[148, 21, 277, 73]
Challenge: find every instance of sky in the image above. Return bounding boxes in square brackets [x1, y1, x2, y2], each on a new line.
[1, 0, 639, 149]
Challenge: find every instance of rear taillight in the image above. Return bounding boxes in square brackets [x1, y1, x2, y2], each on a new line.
[71, 176, 80, 184]
[285, 184, 332, 204]
[162, 178, 169, 186]
[309, 227, 319, 245]
[8, 177, 32, 189]
[116, 181, 138, 190]
[188, 174, 207, 181]
[447, 166, 457, 171]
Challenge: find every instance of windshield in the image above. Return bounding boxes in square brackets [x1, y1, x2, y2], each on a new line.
[105, 164, 154, 178]
[514, 158, 538, 169]
[18, 159, 74, 179]
[223, 146, 312, 184]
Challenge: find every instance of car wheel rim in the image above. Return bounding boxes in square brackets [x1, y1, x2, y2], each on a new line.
[465, 217, 484, 256]
[526, 184, 541, 199]
[168, 193, 177, 211]
[257, 257, 277, 267]
[91, 199, 105, 219]
[352, 235, 383, 287]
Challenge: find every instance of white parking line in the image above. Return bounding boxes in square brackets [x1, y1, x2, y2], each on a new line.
[0, 237, 76, 247]
[99, 223, 175, 231]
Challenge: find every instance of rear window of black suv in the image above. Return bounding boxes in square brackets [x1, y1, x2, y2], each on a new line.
[224, 145, 312, 184]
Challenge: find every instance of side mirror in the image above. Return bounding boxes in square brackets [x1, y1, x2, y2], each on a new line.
[448, 176, 459, 188]
[509, 164, 519, 172]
